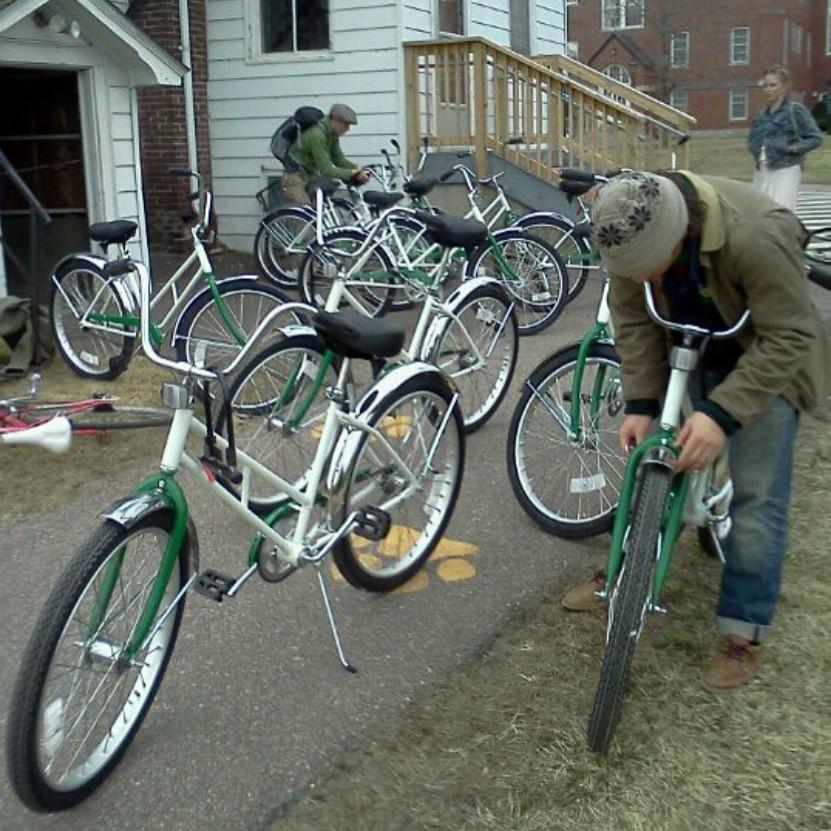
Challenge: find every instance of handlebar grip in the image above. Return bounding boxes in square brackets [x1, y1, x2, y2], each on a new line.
[168, 168, 194, 177]
[439, 169, 457, 183]
[560, 168, 597, 183]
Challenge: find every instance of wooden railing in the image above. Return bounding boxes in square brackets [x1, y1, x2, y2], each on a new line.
[403, 37, 696, 181]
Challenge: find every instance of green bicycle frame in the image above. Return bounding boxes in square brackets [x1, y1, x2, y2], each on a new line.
[88, 270, 245, 349]
[604, 429, 689, 604]
[568, 322, 614, 441]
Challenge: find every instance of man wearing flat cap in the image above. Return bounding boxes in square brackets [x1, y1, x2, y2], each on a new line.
[281, 103, 369, 204]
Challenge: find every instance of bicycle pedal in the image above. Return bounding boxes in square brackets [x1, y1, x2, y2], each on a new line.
[194, 569, 236, 602]
[353, 506, 391, 541]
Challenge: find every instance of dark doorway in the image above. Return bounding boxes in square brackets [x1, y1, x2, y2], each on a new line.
[0, 67, 89, 301]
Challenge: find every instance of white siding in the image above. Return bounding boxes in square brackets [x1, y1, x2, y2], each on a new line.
[207, 0, 405, 250]
[468, 0, 510, 45]
[534, 0, 565, 55]
[403, 0, 432, 39]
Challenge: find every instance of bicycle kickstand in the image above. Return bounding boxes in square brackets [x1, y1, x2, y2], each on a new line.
[314, 564, 358, 674]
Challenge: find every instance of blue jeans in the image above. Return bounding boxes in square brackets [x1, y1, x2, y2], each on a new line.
[692, 372, 799, 642]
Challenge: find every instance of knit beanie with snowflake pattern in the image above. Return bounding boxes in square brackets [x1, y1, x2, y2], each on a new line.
[591, 172, 689, 279]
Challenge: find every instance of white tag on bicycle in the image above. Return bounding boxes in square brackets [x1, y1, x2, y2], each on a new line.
[194, 341, 208, 368]
[476, 306, 495, 324]
[532, 292, 551, 302]
[80, 350, 100, 367]
[570, 473, 606, 494]
[301, 358, 318, 379]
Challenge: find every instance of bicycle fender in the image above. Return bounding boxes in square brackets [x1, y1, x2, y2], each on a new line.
[418, 276, 507, 362]
[515, 211, 576, 229]
[101, 492, 200, 576]
[325, 360, 457, 495]
[51, 253, 138, 313]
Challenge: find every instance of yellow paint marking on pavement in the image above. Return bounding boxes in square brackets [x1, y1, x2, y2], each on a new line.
[328, 528, 479, 591]
[381, 414, 413, 438]
[428, 538, 478, 560]
[436, 558, 476, 581]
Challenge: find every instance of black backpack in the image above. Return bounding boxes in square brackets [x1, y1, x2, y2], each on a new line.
[270, 106, 324, 171]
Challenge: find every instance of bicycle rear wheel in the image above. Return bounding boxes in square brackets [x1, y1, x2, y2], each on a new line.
[332, 375, 465, 591]
[507, 343, 625, 538]
[587, 465, 671, 754]
[173, 279, 298, 372]
[50, 259, 134, 380]
[6, 511, 189, 811]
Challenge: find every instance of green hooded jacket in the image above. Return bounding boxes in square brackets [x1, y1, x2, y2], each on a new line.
[288, 120, 356, 182]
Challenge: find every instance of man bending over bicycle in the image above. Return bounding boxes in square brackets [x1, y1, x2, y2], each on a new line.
[562, 170, 829, 690]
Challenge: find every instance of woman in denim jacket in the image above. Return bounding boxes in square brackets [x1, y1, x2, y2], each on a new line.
[748, 65, 823, 211]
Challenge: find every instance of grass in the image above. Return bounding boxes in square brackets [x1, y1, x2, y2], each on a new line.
[0, 354, 171, 531]
[686, 131, 831, 185]
[272, 416, 831, 831]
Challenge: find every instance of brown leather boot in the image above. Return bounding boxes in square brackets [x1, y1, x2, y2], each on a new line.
[701, 636, 762, 690]
[561, 570, 607, 612]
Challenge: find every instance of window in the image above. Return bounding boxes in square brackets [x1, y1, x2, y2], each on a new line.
[261, 0, 329, 52]
[730, 27, 749, 65]
[670, 32, 688, 68]
[566, 41, 579, 59]
[729, 89, 748, 121]
[439, 0, 464, 35]
[670, 89, 688, 112]
[603, 63, 632, 85]
[602, 0, 644, 31]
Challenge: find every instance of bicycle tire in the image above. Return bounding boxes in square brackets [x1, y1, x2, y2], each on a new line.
[587, 465, 672, 754]
[67, 405, 172, 431]
[50, 258, 134, 380]
[514, 213, 591, 302]
[254, 206, 316, 288]
[299, 228, 394, 318]
[507, 342, 624, 538]
[214, 334, 340, 512]
[332, 374, 465, 591]
[173, 279, 298, 372]
[6, 511, 189, 811]
[428, 283, 518, 433]
[463, 230, 569, 335]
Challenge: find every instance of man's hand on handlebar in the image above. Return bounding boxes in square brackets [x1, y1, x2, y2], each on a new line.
[351, 166, 370, 185]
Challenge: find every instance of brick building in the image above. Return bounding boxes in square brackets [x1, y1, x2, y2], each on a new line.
[567, 0, 831, 129]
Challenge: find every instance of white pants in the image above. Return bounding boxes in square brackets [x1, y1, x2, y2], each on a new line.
[752, 164, 801, 212]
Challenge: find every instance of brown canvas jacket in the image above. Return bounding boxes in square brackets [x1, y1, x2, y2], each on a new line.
[608, 171, 830, 425]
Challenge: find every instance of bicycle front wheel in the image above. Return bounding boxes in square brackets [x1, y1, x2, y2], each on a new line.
[465, 231, 568, 335]
[514, 214, 592, 302]
[429, 283, 518, 433]
[6, 511, 189, 811]
[507, 343, 625, 538]
[254, 206, 316, 288]
[332, 375, 465, 591]
[587, 465, 671, 754]
[215, 334, 340, 512]
[299, 228, 393, 318]
[50, 258, 134, 380]
[16, 402, 171, 431]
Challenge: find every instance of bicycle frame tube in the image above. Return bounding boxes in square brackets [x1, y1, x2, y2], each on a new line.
[284, 349, 335, 430]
